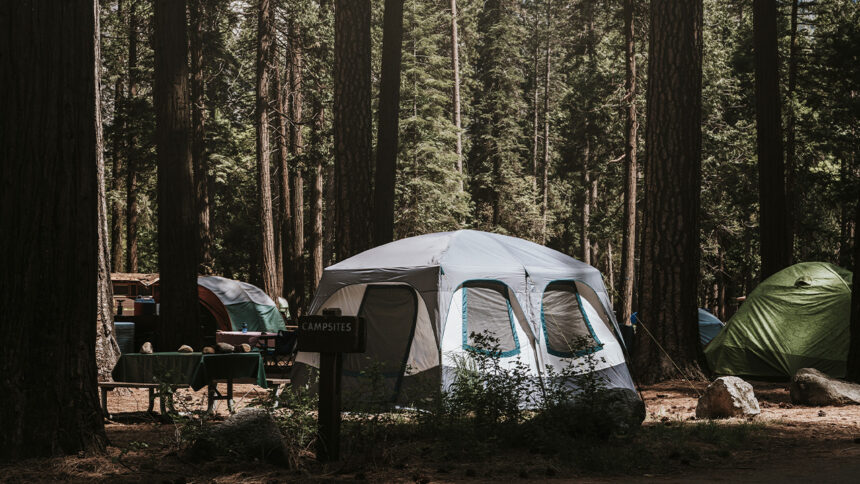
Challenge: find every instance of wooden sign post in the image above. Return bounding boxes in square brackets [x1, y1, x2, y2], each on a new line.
[297, 309, 365, 462]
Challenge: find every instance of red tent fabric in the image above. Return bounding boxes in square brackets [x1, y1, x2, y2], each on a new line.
[198, 285, 231, 331]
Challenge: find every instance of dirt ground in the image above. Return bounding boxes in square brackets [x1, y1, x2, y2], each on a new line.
[2, 380, 860, 483]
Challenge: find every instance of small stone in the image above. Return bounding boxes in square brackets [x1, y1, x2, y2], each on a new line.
[177, 345, 193, 353]
[202, 346, 215, 354]
[215, 342, 235, 353]
[818, 410, 827, 417]
[140, 342, 153, 354]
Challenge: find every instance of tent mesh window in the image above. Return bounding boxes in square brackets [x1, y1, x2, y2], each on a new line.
[541, 281, 602, 357]
[462, 281, 520, 357]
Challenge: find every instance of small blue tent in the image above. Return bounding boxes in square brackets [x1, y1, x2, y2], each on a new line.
[698, 309, 724, 346]
[630, 308, 724, 346]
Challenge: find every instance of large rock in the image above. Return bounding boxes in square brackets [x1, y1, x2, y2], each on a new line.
[189, 408, 288, 465]
[695, 376, 761, 419]
[603, 388, 646, 433]
[790, 368, 860, 406]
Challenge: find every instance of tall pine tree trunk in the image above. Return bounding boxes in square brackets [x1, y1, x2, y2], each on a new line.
[620, 0, 638, 327]
[450, 0, 463, 189]
[275, 47, 293, 302]
[540, 1, 551, 243]
[846, 198, 860, 382]
[581, 140, 591, 265]
[98, 23, 122, 380]
[373, 0, 403, 246]
[289, 17, 306, 315]
[256, 0, 278, 298]
[154, 0, 200, 350]
[110, 0, 125, 273]
[0, 0, 108, 458]
[191, 0, 212, 273]
[125, 0, 139, 272]
[334, 0, 373, 259]
[633, 0, 705, 384]
[310, 99, 325, 289]
[785, 0, 799, 256]
[753, 0, 790, 279]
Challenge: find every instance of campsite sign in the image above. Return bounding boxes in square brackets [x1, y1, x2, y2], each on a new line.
[297, 310, 366, 462]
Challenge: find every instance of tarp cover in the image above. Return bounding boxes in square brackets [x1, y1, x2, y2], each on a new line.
[704, 262, 853, 378]
[198, 276, 286, 333]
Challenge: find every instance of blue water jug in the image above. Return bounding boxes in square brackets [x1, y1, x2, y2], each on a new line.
[242, 322, 248, 333]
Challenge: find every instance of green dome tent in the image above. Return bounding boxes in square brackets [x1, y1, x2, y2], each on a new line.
[704, 262, 853, 379]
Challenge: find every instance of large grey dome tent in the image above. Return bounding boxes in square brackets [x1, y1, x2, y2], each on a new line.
[292, 230, 636, 402]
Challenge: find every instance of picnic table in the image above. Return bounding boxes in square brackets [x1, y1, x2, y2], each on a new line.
[109, 352, 267, 414]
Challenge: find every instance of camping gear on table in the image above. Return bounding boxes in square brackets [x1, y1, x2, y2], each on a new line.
[292, 229, 636, 404]
[705, 262, 853, 379]
[198, 276, 286, 333]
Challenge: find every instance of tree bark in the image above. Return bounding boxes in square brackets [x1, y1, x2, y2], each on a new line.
[373, 0, 404, 247]
[289, 17, 306, 315]
[846, 198, 860, 382]
[633, 0, 705, 384]
[0, 0, 108, 458]
[256, 0, 278, 298]
[334, 0, 374, 260]
[620, 0, 638, 328]
[450, 0, 463, 189]
[98, 14, 122, 380]
[154, 0, 200, 351]
[110, 0, 125, 273]
[785, 0, 798, 258]
[275, 44, 293, 303]
[191, 0, 212, 274]
[753, 0, 791, 280]
[125, 0, 140, 272]
[540, 1, 551, 244]
[581, 140, 591, 265]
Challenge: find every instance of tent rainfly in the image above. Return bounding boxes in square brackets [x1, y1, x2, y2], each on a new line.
[705, 262, 853, 379]
[198, 276, 286, 333]
[292, 230, 637, 403]
[698, 309, 725, 346]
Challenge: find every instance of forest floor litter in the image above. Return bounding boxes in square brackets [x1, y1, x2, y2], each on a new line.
[2, 380, 860, 483]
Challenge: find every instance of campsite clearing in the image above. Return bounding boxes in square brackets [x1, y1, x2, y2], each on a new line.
[2, 379, 859, 482]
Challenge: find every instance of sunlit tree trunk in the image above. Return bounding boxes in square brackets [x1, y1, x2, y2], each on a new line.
[256, 0, 278, 298]
[110, 0, 125, 273]
[191, 0, 212, 273]
[289, 17, 306, 314]
[450, 0, 463, 189]
[620, 0, 638, 327]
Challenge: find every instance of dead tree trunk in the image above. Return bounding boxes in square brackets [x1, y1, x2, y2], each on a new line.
[0, 0, 108, 458]
[154, 0, 200, 350]
[633, 0, 705, 384]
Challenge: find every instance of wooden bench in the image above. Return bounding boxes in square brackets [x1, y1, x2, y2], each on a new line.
[98, 382, 190, 418]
